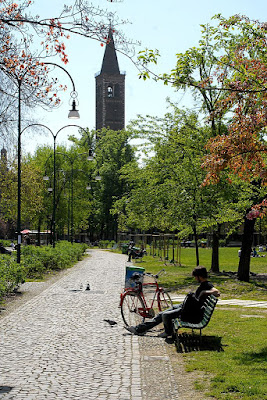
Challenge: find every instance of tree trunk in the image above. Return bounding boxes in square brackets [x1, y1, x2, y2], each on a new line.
[238, 217, 256, 282]
[193, 225, 199, 266]
[211, 228, 220, 273]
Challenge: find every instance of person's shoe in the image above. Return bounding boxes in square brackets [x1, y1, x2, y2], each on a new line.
[158, 331, 171, 338]
[124, 326, 144, 336]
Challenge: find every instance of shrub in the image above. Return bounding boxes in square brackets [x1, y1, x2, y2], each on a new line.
[21, 242, 87, 273]
[0, 256, 26, 297]
[0, 241, 87, 301]
[98, 240, 110, 248]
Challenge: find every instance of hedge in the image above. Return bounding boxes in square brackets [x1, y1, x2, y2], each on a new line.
[0, 241, 88, 302]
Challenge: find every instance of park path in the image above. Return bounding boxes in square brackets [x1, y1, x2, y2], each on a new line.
[0, 250, 181, 400]
[1, 249, 265, 400]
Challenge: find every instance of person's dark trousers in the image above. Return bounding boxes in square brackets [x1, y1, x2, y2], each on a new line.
[135, 312, 163, 333]
[128, 249, 133, 262]
[162, 304, 182, 335]
[135, 304, 182, 334]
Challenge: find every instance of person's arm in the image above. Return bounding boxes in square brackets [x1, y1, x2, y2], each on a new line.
[198, 287, 220, 298]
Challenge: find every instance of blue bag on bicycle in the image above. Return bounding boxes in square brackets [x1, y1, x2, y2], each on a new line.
[125, 266, 145, 288]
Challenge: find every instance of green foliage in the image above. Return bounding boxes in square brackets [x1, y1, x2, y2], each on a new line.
[138, 48, 160, 80]
[21, 242, 86, 276]
[0, 155, 45, 230]
[0, 242, 87, 301]
[31, 142, 95, 237]
[1, 240, 12, 247]
[0, 256, 26, 297]
[98, 240, 116, 248]
[90, 128, 137, 239]
[116, 106, 253, 239]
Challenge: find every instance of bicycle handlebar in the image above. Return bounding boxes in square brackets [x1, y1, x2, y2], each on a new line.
[144, 269, 165, 279]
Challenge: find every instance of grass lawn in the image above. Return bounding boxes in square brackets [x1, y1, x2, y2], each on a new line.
[122, 246, 267, 400]
[188, 307, 267, 400]
[135, 246, 267, 300]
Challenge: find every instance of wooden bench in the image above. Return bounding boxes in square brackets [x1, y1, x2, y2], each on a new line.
[172, 294, 218, 350]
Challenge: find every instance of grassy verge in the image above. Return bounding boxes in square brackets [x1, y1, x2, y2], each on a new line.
[122, 247, 266, 399]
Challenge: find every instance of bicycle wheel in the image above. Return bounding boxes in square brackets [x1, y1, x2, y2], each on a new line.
[156, 290, 173, 313]
[121, 292, 145, 327]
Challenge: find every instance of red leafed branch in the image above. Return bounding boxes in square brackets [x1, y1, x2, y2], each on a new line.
[246, 199, 267, 219]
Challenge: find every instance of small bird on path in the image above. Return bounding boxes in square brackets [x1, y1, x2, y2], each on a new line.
[104, 319, 117, 326]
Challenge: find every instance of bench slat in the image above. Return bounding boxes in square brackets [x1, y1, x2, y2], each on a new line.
[173, 294, 218, 343]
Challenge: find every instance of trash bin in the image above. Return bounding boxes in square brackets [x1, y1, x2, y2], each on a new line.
[125, 265, 145, 288]
[121, 244, 129, 254]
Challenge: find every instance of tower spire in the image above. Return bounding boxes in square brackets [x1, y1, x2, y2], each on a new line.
[95, 26, 125, 131]
[100, 28, 120, 75]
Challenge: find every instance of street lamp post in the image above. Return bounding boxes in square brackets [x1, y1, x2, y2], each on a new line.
[15, 63, 80, 263]
[17, 79, 22, 263]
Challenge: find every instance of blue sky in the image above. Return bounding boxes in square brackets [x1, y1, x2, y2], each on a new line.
[23, 0, 267, 152]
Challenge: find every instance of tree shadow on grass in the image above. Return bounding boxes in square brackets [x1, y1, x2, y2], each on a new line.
[174, 333, 225, 353]
[235, 347, 267, 364]
[211, 271, 267, 290]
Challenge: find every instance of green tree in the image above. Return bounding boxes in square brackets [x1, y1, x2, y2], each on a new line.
[30, 142, 94, 242]
[138, 15, 267, 280]
[115, 107, 255, 269]
[0, 153, 45, 234]
[88, 128, 137, 240]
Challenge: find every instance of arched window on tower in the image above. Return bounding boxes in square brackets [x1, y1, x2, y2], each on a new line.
[107, 85, 114, 97]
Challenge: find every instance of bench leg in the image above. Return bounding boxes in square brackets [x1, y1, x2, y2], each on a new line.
[174, 329, 181, 351]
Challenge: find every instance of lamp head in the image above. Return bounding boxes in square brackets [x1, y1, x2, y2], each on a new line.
[68, 100, 80, 119]
[87, 149, 94, 161]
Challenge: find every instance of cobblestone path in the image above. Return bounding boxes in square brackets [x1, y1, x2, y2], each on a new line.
[0, 250, 181, 400]
[0, 250, 143, 399]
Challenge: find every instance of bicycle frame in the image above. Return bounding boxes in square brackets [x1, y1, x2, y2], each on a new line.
[120, 270, 170, 319]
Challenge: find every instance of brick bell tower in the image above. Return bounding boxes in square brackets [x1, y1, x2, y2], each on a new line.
[95, 28, 125, 131]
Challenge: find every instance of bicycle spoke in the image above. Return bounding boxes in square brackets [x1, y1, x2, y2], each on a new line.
[121, 292, 145, 326]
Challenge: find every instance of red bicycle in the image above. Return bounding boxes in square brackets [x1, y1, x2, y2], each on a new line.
[120, 269, 173, 327]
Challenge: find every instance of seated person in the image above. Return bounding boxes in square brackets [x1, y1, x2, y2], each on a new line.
[0, 243, 11, 255]
[125, 266, 220, 338]
[251, 247, 259, 257]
